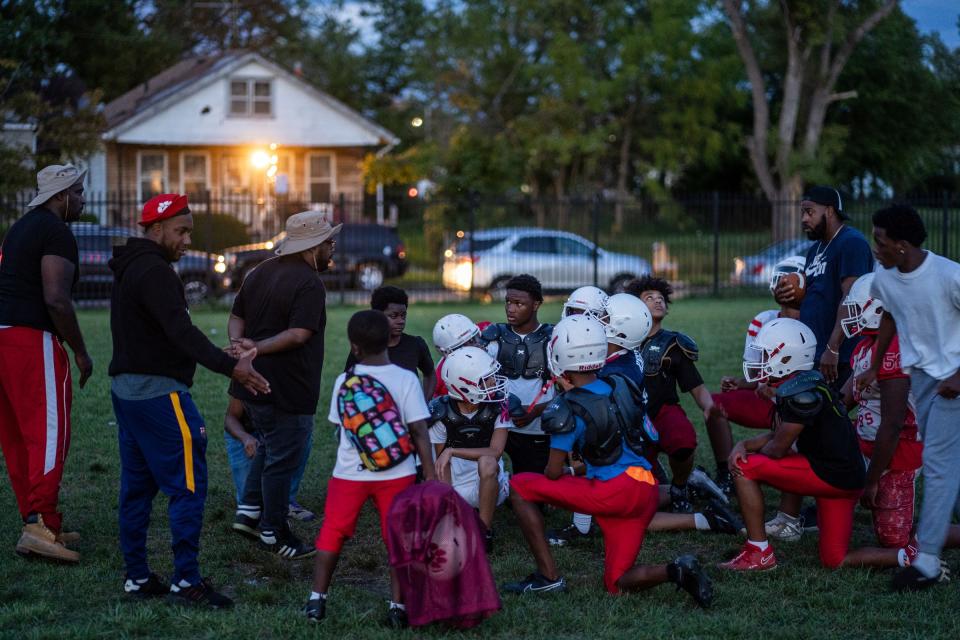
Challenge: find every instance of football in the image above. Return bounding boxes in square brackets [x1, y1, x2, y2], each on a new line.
[780, 272, 806, 308]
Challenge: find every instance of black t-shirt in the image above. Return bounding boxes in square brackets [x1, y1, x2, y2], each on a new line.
[0, 207, 79, 335]
[230, 255, 327, 414]
[345, 332, 433, 379]
[777, 384, 866, 491]
[643, 331, 703, 417]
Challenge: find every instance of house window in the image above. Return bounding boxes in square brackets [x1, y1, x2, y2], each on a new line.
[229, 78, 272, 116]
[307, 152, 336, 203]
[138, 151, 167, 203]
[221, 155, 249, 195]
[180, 152, 209, 199]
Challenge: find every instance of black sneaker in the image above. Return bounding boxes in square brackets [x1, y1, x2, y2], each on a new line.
[386, 605, 408, 629]
[715, 469, 734, 498]
[800, 504, 819, 532]
[702, 499, 745, 535]
[167, 578, 234, 609]
[232, 513, 260, 540]
[123, 573, 168, 598]
[667, 555, 713, 608]
[670, 484, 693, 514]
[259, 529, 317, 560]
[304, 597, 326, 623]
[545, 523, 593, 546]
[501, 572, 567, 595]
[892, 564, 951, 592]
[689, 466, 729, 504]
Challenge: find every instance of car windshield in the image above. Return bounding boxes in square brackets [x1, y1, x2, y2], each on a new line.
[758, 238, 807, 258]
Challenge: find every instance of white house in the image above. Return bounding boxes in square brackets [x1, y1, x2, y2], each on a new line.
[85, 50, 398, 234]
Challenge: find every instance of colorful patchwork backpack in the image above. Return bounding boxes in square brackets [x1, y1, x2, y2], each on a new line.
[337, 368, 415, 471]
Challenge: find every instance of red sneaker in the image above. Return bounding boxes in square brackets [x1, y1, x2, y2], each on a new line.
[719, 541, 777, 571]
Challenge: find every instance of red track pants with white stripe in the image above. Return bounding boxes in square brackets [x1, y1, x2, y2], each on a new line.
[0, 326, 72, 532]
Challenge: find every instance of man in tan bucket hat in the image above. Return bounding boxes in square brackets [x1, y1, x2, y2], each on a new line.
[0, 164, 93, 563]
[228, 211, 340, 559]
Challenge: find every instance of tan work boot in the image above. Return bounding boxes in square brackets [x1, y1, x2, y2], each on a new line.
[57, 531, 81, 545]
[15, 515, 80, 563]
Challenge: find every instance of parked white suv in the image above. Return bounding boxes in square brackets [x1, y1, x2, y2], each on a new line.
[442, 227, 652, 296]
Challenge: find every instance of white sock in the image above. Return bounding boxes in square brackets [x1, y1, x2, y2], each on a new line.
[309, 591, 326, 601]
[912, 552, 940, 578]
[389, 601, 406, 611]
[237, 504, 261, 518]
[748, 539, 769, 551]
[694, 513, 710, 531]
[897, 548, 909, 568]
[572, 513, 592, 534]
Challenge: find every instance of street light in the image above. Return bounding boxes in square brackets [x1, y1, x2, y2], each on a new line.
[411, 116, 423, 128]
[251, 150, 270, 169]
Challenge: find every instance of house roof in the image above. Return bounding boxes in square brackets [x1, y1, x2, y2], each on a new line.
[102, 50, 398, 146]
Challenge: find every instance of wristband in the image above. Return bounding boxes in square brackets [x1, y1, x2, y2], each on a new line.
[826, 345, 839, 356]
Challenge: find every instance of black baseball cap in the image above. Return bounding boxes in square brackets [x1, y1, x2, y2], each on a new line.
[801, 185, 848, 219]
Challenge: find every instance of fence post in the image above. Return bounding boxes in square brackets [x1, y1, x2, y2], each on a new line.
[592, 193, 601, 288]
[712, 191, 720, 297]
[468, 192, 478, 303]
[943, 191, 950, 258]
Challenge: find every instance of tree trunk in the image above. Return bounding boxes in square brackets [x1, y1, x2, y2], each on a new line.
[614, 104, 636, 233]
[771, 175, 804, 243]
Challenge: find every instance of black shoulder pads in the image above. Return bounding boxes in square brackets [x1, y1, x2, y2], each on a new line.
[781, 390, 824, 420]
[480, 323, 503, 345]
[674, 332, 699, 361]
[775, 370, 824, 399]
[428, 396, 448, 422]
[541, 397, 576, 435]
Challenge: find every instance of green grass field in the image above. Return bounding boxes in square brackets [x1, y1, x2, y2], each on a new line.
[1, 297, 959, 639]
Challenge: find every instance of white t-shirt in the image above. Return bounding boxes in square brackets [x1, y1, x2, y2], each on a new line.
[871, 251, 960, 380]
[743, 309, 779, 362]
[328, 363, 431, 481]
[486, 330, 555, 435]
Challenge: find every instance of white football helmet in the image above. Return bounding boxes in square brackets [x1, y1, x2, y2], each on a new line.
[432, 313, 480, 354]
[562, 286, 609, 320]
[841, 273, 884, 338]
[743, 317, 817, 382]
[769, 255, 806, 294]
[441, 346, 507, 404]
[547, 315, 608, 377]
[601, 293, 652, 350]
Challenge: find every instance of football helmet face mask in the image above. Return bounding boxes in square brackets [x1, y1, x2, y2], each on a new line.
[441, 346, 507, 404]
[769, 255, 807, 295]
[600, 293, 652, 350]
[743, 317, 817, 382]
[841, 273, 884, 338]
[433, 313, 481, 354]
[547, 315, 608, 377]
[562, 286, 609, 321]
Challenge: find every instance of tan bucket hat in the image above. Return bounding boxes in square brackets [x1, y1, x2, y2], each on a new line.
[275, 210, 342, 256]
[28, 164, 87, 208]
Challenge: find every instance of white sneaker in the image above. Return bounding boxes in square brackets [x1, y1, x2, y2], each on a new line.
[765, 511, 803, 542]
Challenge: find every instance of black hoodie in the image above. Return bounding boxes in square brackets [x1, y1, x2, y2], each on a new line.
[108, 237, 236, 386]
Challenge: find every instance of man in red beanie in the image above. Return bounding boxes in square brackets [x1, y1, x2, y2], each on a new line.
[109, 194, 269, 608]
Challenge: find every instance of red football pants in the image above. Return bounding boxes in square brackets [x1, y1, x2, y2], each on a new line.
[315, 475, 416, 554]
[739, 453, 861, 568]
[511, 470, 659, 594]
[650, 404, 698, 459]
[0, 326, 72, 532]
[712, 390, 775, 430]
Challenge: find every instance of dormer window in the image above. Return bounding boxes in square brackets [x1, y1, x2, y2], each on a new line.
[229, 78, 272, 116]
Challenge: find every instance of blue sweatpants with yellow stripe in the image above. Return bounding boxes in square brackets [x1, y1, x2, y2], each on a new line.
[112, 391, 207, 585]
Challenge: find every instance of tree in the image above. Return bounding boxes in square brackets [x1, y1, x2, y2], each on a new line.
[721, 0, 898, 240]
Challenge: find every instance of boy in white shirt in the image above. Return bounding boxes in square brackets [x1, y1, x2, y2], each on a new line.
[305, 310, 436, 626]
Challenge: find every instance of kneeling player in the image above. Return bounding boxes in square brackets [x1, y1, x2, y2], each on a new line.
[504, 315, 712, 605]
[429, 347, 511, 546]
[721, 318, 866, 571]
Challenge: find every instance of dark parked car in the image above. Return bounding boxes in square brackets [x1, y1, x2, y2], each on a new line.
[72, 223, 227, 305]
[222, 223, 408, 291]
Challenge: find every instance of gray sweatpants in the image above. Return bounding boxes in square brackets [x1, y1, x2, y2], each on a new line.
[911, 370, 960, 558]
